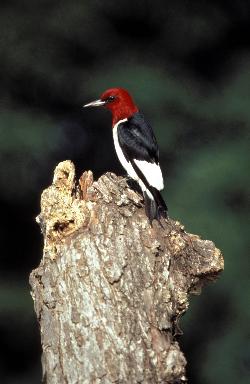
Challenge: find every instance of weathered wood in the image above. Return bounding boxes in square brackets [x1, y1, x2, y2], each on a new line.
[30, 160, 224, 383]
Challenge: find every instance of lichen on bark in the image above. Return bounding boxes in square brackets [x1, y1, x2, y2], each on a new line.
[30, 160, 224, 384]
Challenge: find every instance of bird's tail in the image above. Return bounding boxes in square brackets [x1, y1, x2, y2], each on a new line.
[143, 187, 168, 224]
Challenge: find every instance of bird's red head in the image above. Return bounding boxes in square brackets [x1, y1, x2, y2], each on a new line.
[84, 88, 138, 126]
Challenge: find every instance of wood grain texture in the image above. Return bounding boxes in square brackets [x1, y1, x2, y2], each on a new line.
[30, 160, 224, 383]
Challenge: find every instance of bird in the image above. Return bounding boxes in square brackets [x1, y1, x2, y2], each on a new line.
[84, 88, 168, 224]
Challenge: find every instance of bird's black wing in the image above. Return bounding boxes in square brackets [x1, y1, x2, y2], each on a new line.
[117, 112, 159, 164]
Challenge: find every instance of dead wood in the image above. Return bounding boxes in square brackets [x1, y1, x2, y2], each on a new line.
[30, 160, 224, 383]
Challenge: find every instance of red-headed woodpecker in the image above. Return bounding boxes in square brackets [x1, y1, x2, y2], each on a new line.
[84, 88, 168, 223]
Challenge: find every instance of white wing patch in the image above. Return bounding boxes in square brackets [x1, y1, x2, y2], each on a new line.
[113, 119, 164, 197]
[134, 160, 164, 191]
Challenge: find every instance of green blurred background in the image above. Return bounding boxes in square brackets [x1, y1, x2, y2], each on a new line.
[0, 1, 249, 383]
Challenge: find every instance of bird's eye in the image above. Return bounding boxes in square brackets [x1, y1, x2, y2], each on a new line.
[106, 95, 116, 103]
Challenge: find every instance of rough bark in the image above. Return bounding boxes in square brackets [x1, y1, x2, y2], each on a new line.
[30, 160, 224, 384]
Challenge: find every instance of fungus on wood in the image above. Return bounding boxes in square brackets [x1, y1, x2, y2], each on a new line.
[30, 160, 224, 383]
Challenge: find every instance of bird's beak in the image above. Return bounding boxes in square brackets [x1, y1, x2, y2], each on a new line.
[83, 99, 106, 108]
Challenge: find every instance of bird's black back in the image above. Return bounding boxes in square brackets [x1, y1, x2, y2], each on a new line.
[117, 112, 159, 164]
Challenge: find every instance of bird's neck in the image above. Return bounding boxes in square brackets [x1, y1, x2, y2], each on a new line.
[111, 105, 138, 126]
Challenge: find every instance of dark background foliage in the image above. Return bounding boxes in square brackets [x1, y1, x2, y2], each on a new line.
[0, 1, 249, 383]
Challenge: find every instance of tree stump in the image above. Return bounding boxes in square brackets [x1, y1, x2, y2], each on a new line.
[30, 160, 224, 384]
